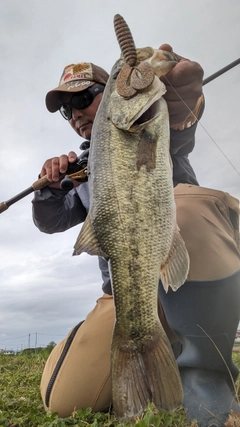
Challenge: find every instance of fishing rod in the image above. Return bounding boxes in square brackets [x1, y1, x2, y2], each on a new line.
[203, 58, 240, 86]
[0, 175, 50, 214]
[0, 160, 88, 214]
[0, 58, 239, 215]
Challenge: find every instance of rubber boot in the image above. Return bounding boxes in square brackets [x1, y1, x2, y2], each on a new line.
[158, 270, 240, 427]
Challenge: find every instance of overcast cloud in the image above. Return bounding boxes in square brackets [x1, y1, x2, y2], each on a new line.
[0, 0, 239, 351]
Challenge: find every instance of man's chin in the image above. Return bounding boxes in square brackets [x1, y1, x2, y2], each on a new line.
[79, 125, 92, 140]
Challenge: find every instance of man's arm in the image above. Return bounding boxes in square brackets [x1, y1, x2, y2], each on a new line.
[170, 124, 200, 187]
[159, 44, 204, 186]
[32, 151, 87, 234]
[32, 186, 88, 234]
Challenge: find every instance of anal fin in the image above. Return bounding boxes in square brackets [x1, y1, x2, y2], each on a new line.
[160, 226, 190, 292]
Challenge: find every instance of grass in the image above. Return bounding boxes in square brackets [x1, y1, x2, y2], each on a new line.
[0, 350, 240, 426]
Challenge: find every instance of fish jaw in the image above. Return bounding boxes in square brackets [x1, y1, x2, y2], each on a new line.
[111, 73, 166, 130]
[110, 47, 177, 131]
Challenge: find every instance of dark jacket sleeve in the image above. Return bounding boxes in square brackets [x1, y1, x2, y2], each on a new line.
[170, 99, 204, 187]
[170, 123, 199, 187]
[32, 186, 87, 234]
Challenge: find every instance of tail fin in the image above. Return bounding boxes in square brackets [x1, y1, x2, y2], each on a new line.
[111, 324, 183, 421]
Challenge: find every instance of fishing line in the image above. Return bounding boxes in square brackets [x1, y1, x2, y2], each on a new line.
[164, 75, 240, 178]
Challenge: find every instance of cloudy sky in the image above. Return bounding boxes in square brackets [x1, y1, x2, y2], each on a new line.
[0, 0, 239, 351]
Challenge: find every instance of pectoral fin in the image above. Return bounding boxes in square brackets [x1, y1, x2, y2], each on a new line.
[160, 226, 190, 292]
[73, 214, 109, 259]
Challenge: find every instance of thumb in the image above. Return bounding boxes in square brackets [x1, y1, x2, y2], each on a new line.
[68, 151, 78, 163]
[159, 44, 186, 62]
[158, 43, 173, 52]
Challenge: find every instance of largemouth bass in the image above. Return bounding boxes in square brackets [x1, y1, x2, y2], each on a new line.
[74, 15, 189, 421]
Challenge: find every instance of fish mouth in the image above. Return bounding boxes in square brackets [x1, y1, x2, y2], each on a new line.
[111, 72, 165, 131]
[111, 89, 162, 131]
[133, 98, 161, 126]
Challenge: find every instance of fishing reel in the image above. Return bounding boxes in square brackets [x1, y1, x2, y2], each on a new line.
[60, 144, 90, 191]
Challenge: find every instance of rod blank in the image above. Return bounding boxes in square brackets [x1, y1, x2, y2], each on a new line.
[203, 58, 240, 86]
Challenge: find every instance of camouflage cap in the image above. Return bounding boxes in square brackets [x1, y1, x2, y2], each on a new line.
[46, 62, 109, 113]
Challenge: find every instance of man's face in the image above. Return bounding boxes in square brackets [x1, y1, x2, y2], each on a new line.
[59, 89, 103, 141]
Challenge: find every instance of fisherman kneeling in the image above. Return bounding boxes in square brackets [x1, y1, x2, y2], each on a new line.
[32, 46, 240, 427]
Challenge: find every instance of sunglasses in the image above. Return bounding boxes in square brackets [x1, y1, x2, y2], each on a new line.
[59, 84, 105, 120]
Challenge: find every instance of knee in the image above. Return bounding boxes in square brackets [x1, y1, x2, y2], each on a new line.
[40, 295, 115, 417]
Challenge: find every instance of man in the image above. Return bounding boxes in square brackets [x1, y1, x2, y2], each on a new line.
[32, 45, 240, 427]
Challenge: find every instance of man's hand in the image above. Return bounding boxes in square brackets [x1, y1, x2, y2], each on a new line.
[159, 44, 204, 129]
[39, 151, 79, 189]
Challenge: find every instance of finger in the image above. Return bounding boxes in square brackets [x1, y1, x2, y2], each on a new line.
[39, 167, 47, 179]
[51, 157, 62, 181]
[158, 44, 187, 63]
[40, 159, 56, 182]
[58, 155, 70, 174]
[68, 151, 78, 163]
[163, 61, 203, 87]
[158, 43, 173, 52]
[163, 81, 202, 101]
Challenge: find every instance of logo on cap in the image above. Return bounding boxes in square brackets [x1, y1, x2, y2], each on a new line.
[60, 63, 93, 86]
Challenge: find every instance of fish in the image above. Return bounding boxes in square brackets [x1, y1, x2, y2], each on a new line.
[73, 14, 189, 421]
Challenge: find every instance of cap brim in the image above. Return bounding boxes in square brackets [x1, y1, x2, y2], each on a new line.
[45, 81, 95, 113]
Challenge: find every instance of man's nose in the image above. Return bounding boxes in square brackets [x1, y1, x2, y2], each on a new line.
[71, 107, 83, 120]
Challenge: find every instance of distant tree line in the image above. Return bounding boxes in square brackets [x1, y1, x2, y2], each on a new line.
[0, 341, 56, 356]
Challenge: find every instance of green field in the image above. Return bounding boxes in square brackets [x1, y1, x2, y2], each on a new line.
[0, 350, 240, 427]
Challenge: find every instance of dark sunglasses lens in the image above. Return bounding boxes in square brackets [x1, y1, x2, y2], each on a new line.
[60, 104, 71, 120]
[59, 87, 101, 121]
[71, 92, 93, 110]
